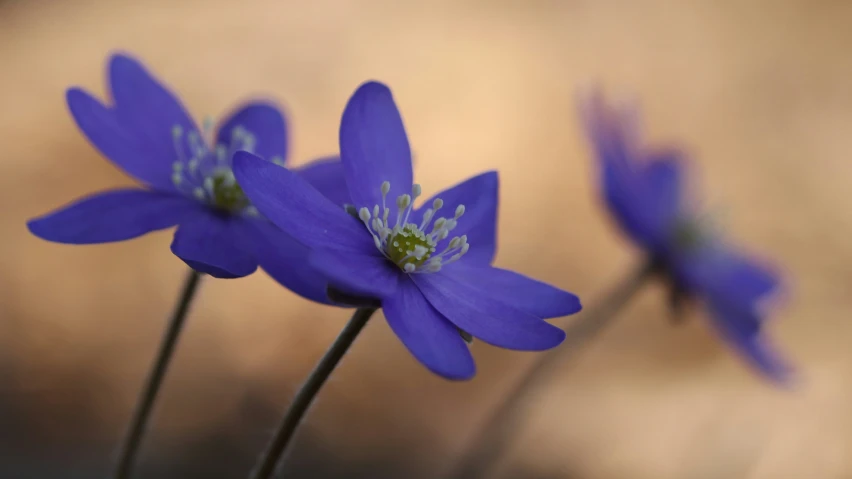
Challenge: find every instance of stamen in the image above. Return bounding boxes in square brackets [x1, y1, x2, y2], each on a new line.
[202, 116, 215, 139]
[455, 205, 465, 218]
[169, 121, 256, 215]
[359, 181, 471, 274]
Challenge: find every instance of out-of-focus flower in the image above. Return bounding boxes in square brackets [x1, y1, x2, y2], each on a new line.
[27, 53, 348, 303]
[233, 81, 582, 380]
[580, 90, 791, 382]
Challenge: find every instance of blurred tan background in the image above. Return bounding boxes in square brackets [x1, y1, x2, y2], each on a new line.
[1, 0, 851, 477]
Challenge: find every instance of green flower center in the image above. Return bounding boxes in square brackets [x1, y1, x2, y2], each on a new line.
[357, 181, 469, 274]
[387, 223, 435, 267]
[169, 121, 260, 217]
[210, 171, 250, 212]
[671, 219, 705, 251]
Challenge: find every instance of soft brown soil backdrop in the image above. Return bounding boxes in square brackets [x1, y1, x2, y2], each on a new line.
[1, 0, 850, 477]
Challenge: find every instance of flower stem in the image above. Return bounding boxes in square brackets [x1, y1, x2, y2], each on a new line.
[250, 307, 378, 479]
[111, 268, 203, 479]
[446, 259, 657, 479]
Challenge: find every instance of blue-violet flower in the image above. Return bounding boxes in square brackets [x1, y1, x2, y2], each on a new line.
[27, 53, 348, 304]
[580, 90, 791, 382]
[233, 81, 583, 380]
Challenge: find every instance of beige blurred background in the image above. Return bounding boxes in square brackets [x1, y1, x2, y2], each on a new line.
[1, 0, 851, 477]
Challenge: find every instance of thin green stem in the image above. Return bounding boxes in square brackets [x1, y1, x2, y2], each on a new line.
[447, 260, 657, 479]
[250, 307, 378, 479]
[111, 268, 203, 479]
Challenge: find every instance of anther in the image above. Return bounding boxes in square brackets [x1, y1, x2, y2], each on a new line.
[381, 181, 391, 195]
[359, 207, 371, 222]
[397, 194, 411, 209]
[455, 205, 465, 218]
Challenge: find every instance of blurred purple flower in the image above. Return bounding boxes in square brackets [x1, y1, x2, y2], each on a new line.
[27, 53, 348, 303]
[233, 81, 582, 380]
[580, 90, 791, 382]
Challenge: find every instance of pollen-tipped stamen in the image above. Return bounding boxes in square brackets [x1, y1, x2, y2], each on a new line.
[169, 122, 258, 214]
[359, 182, 471, 274]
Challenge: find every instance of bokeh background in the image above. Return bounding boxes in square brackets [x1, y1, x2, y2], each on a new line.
[1, 0, 851, 477]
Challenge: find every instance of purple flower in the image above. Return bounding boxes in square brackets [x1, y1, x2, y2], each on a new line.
[233, 81, 582, 380]
[27, 53, 348, 303]
[580, 91, 791, 382]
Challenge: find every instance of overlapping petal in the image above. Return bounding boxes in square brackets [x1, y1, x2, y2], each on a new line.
[444, 263, 581, 319]
[237, 219, 335, 305]
[232, 151, 375, 253]
[295, 156, 351, 208]
[66, 89, 175, 191]
[413, 271, 566, 351]
[409, 171, 499, 265]
[309, 247, 400, 299]
[382, 279, 475, 380]
[171, 213, 258, 278]
[108, 54, 200, 178]
[706, 297, 792, 383]
[217, 101, 288, 163]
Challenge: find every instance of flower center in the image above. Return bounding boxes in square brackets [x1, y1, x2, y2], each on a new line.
[671, 218, 707, 252]
[169, 118, 265, 215]
[356, 181, 469, 274]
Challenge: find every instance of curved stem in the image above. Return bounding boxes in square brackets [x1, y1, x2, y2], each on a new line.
[446, 259, 657, 479]
[250, 307, 378, 479]
[112, 268, 203, 479]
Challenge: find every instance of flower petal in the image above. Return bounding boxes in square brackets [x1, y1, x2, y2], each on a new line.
[641, 150, 684, 228]
[232, 151, 376, 253]
[445, 263, 581, 319]
[410, 171, 499, 265]
[706, 297, 792, 383]
[109, 55, 200, 165]
[170, 213, 258, 278]
[383, 279, 475, 380]
[309, 248, 400, 299]
[27, 188, 200, 244]
[216, 101, 287, 163]
[107, 53, 202, 192]
[339, 81, 413, 209]
[66, 88, 175, 190]
[295, 156, 351, 208]
[412, 271, 566, 351]
[235, 219, 335, 305]
[678, 245, 781, 311]
[581, 91, 678, 250]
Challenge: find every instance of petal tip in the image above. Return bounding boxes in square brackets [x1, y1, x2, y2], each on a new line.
[25, 217, 50, 241]
[232, 150, 267, 173]
[437, 364, 477, 381]
[354, 80, 392, 97]
[108, 52, 143, 73]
